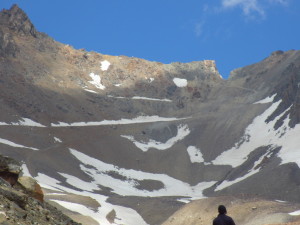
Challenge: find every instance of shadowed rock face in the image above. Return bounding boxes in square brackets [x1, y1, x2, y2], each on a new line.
[0, 4, 300, 225]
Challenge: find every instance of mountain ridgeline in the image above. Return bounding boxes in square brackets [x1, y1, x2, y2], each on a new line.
[1, 4, 300, 225]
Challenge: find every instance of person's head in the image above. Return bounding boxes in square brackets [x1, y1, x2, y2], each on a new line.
[218, 205, 227, 214]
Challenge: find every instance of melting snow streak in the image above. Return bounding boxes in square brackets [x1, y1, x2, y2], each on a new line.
[51, 115, 186, 127]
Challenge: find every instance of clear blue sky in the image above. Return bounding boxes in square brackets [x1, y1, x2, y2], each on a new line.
[2, 0, 300, 78]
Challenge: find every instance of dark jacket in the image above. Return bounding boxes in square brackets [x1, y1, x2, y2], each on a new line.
[213, 214, 236, 225]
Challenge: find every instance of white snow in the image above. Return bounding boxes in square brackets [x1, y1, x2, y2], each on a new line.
[21, 164, 32, 177]
[121, 124, 190, 152]
[69, 148, 215, 197]
[132, 96, 172, 102]
[213, 99, 300, 167]
[50, 200, 108, 224]
[89, 73, 106, 90]
[114, 83, 122, 87]
[107, 95, 172, 102]
[51, 115, 186, 127]
[59, 172, 100, 192]
[177, 198, 191, 203]
[275, 200, 287, 203]
[149, 78, 154, 83]
[0, 118, 45, 127]
[35, 173, 64, 192]
[173, 78, 188, 87]
[253, 94, 276, 104]
[215, 149, 275, 191]
[54, 137, 62, 143]
[212, 96, 300, 189]
[212, 100, 282, 167]
[289, 210, 300, 216]
[84, 88, 98, 93]
[0, 137, 39, 151]
[100, 60, 111, 71]
[35, 173, 150, 225]
[187, 146, 204, 163]
[35, 148, 215, 225]
[45, 193, 66, 196]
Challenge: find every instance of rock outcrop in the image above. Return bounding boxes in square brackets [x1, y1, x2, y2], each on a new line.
[0, 4, 37, 37]
[0, 154, 81, 225]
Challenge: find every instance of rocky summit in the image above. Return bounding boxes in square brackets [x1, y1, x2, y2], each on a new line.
[0, 4, 300, 225]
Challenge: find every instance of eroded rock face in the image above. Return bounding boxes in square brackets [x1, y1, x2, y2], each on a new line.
[0, 4, 37, 37]
[0, 154, 21, 186]
[0, 29, 19, 57]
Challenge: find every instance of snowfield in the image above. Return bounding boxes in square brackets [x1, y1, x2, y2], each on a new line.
[187, 146, 204, 163]
[34, 148, 215, 225]
[0, 137, 39, 151]
[213, 96, 300, 190]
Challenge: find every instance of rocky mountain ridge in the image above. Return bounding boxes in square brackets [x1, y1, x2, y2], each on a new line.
[1, 4, 300, 225]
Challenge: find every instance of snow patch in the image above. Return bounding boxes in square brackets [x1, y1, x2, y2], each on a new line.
[108, 95, 172, 102]
[121, 124, 190, 152]
[54, 137, 62, 143]
[254, 94, 276, 104]
[51, 115, 186, 127]
[177, 198, 191, 203]
[84, 89, 98, 93]
[100, 60, 111, 71]
[215, 149, 276, 191]
[132, 96, 172, 102]
[289, 210, 300, 216]
[187, 146, 204, 163]
[89, 73, 106, 90]
[173, 78, 187, 87]
[0, 118, 45, 127]
[21, 164, 32, 177]
[0, 138, 39, 151]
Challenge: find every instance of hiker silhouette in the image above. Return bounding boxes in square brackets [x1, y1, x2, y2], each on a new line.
[213, 205, 236, 225]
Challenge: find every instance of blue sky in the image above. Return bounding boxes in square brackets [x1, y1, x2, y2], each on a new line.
[2, 0, 300, 78]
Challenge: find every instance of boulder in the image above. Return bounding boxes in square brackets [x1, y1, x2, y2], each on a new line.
[0, 155, 21, 186]
[17, 176, 44, 203]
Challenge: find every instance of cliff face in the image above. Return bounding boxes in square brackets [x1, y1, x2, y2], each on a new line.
[1, 4, 300, 225]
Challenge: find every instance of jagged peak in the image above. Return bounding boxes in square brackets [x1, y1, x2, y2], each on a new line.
[0, 4, 37, 37]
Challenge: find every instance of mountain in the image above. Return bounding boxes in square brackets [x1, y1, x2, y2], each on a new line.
[1, 4, 300, 225]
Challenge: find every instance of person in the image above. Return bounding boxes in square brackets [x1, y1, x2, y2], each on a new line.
[213, 205, 236, 225]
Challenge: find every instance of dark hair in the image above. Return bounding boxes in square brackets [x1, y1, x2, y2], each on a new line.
[218, 205, 227, 214]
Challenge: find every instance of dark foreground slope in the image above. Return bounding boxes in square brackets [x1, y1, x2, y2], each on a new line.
[1, 4, 300, 225]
